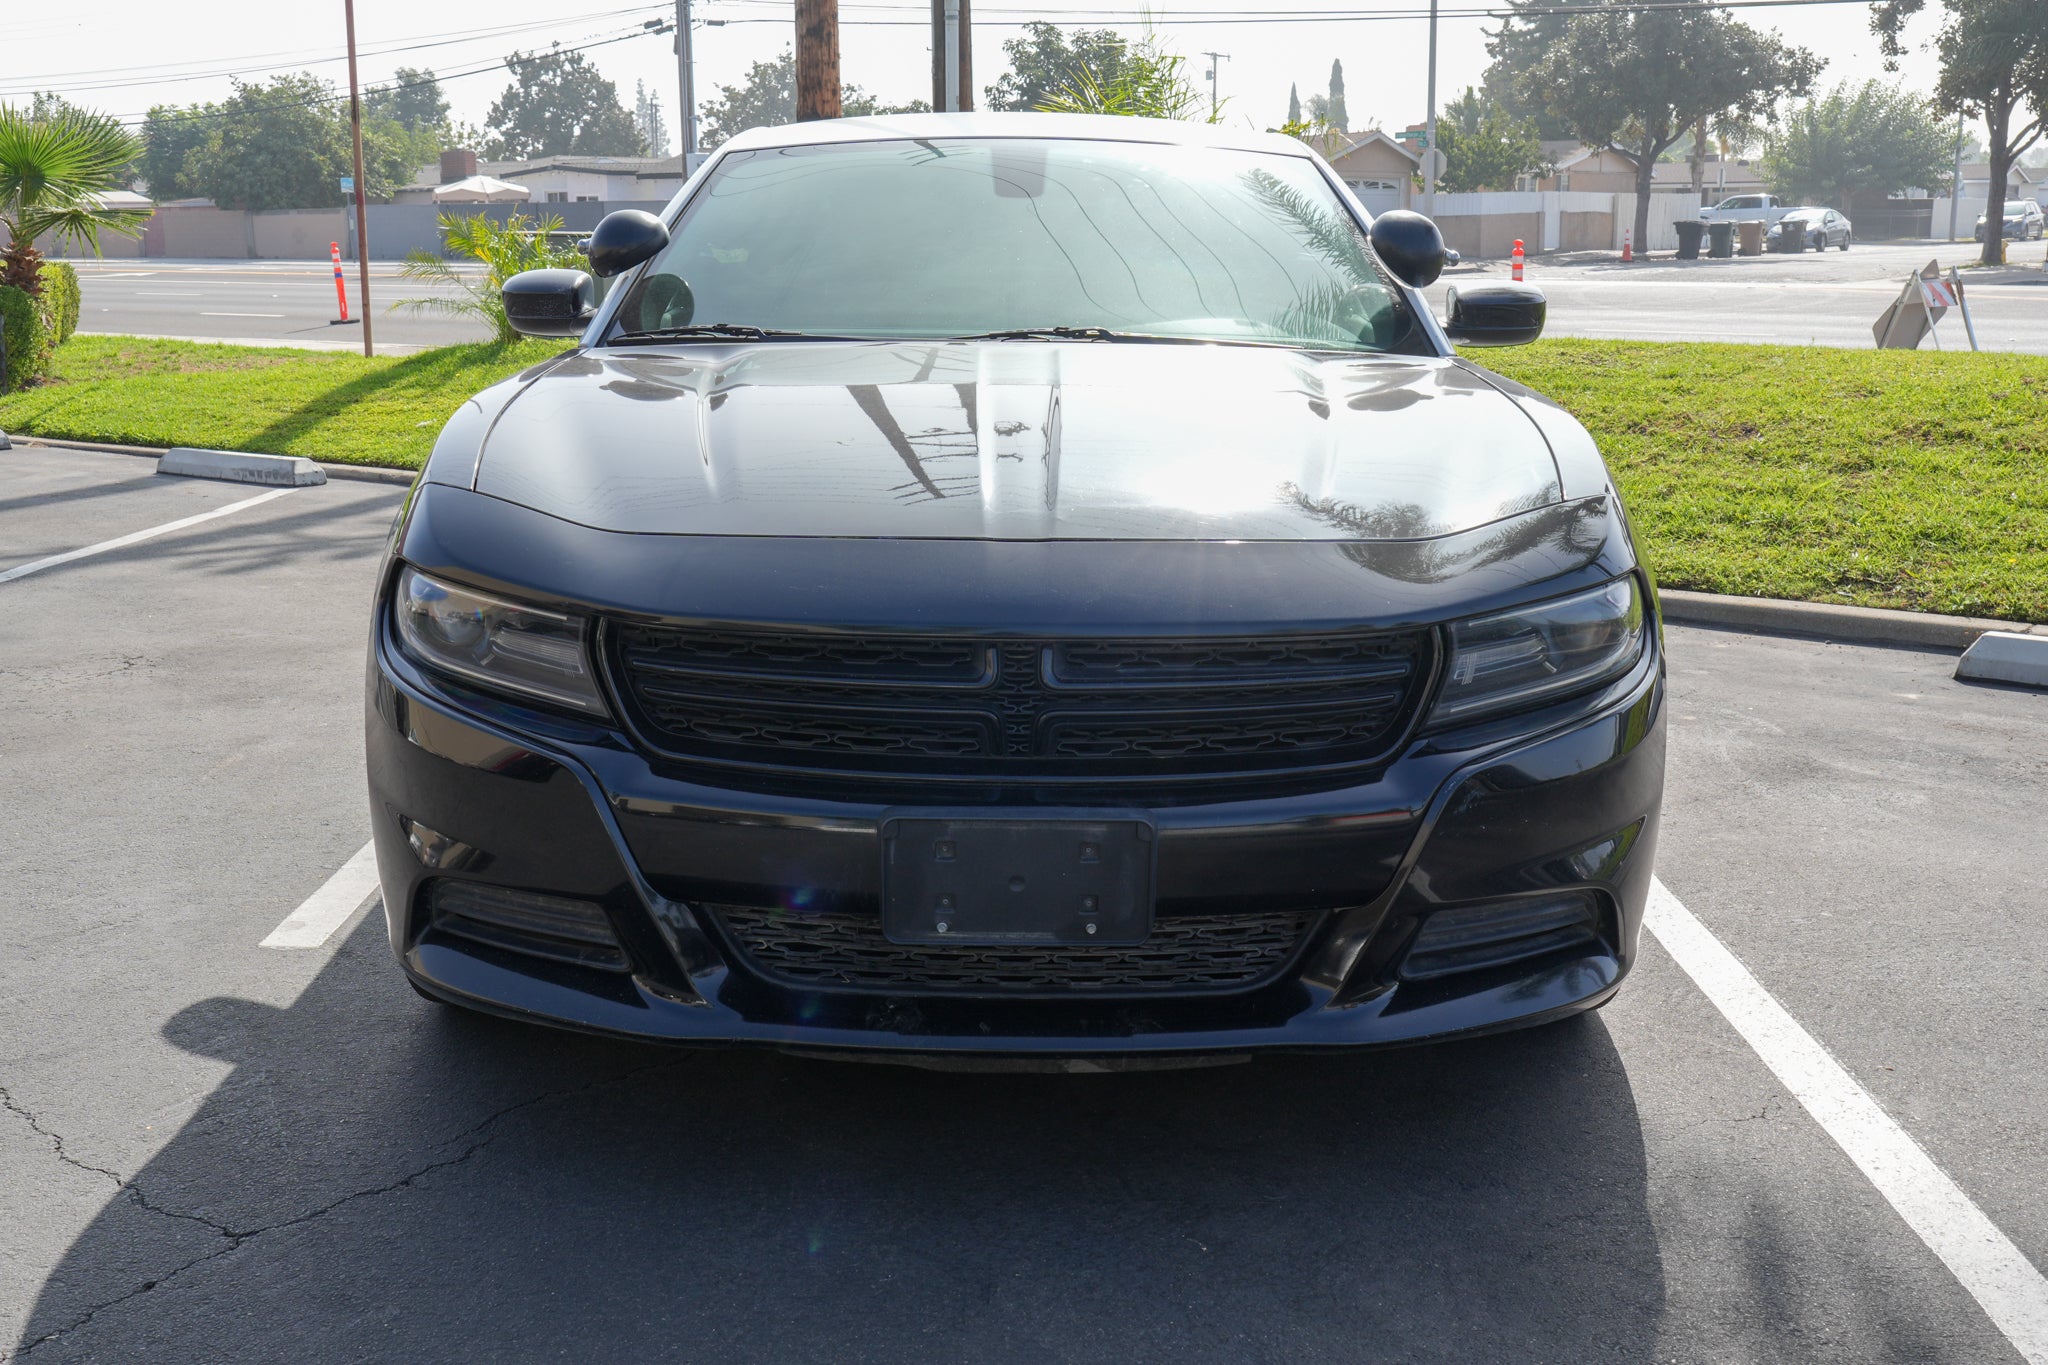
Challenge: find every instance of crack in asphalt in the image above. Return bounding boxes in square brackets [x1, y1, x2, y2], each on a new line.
[7, 1057, 685, 1361]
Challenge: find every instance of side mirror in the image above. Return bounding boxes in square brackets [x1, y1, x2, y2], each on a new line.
[1369, 210, 1448, 289]
[1442, 283, 1547, 348]
[502, 268, 599, 338]
[585, 209, 670, 279]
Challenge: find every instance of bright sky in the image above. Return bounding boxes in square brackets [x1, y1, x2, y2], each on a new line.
[0, 0, 1955, 151]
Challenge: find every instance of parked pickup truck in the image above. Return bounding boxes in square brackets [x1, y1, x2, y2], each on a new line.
[1695, 193, 1796, 225]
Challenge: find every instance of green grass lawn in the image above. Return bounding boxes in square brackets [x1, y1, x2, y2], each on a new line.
[1486, 340, 2048, 622]
[3, 334, 2044, 621]
[0, 335, 568, 470]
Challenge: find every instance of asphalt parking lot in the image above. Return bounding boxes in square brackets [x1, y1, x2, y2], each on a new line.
[3, 444, 2045, 1363]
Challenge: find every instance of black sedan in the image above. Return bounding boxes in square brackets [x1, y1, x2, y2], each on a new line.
[1768, 206, 1852, 252]
[367, 113, 1664, 1061]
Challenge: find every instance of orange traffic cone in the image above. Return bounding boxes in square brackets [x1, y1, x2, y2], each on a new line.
[1621, 229, 1633, 264]
[1511, 240, 1525, 281]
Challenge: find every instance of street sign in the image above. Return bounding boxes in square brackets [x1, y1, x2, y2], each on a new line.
[339, 176, 354, 193]
[1419, 148, 1447, 183]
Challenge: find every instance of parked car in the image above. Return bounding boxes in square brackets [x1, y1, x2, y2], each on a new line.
[1768, 206, 1852, 252]
[1976, 199, 2046, 241]
[367, 113, 1664, 1062]
[1696, 193, 1795, 225]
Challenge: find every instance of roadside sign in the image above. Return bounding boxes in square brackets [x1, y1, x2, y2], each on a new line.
[339, 176, 354, 193]
[1873, 259, 1978, 351]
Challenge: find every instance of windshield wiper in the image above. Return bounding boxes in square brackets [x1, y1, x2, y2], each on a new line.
[954, 326, 1130, 342]
[608, 324, 807, 344]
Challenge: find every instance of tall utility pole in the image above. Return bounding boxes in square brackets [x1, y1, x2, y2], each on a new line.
[1422, 0, 1439, 220]
[1948, 111, 1965, 242]
[931, 0, 973, 112]
[795, 0, 842, 121]
[343, 0, 373, 357]
[676, 0, 698, 156]
[1201, 51, 1229, 121]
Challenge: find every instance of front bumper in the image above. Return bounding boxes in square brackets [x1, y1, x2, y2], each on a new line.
[367, 623, 1664, 1056]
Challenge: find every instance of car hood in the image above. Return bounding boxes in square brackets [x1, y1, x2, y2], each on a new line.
[467, 342, 1565, 540]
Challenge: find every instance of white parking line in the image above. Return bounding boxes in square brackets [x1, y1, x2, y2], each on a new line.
[261, 841, 381, 949]
[0, 488, 294, 584]
[1645, 877, 2048, 1364]
[200, 311, 286, 319]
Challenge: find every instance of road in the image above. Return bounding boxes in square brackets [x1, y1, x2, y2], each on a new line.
[64, 240, 2048, 357]
[3, 442, 2045, 1362]
[1463, 239, 2048, 353]
[68, 259, 491, 351]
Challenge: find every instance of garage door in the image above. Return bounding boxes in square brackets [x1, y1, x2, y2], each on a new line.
[1348, 179, 1403, 217]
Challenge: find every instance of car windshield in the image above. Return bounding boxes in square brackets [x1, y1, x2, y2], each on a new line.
[607, 137, 1426, 354]
[2006, 204, 2030, 217]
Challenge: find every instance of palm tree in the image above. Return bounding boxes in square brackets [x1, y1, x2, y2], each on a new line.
[393, 211, 587, 344]
[0, 104, 147, 295]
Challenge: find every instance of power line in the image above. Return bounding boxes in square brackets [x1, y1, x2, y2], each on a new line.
[0, 7, 670, 99]
[100, 25, 672, 130]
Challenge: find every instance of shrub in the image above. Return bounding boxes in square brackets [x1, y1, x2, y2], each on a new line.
[393, 211, 587, 344]
[43, 261, 80, 342]
[0, 282, 52, 390]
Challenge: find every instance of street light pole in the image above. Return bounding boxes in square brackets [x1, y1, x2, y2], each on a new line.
[1423, 0, 1439, 220]
[343, 0, 372, 358]
[677, 0, 698, 157]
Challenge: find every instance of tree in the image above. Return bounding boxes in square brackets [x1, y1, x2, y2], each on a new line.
[485, 50, 646, 160]
[193, 75, 352, 211]
[1039, 35, 1219, 121]
[1494, 0, 1822, 250]
[1434, 87, 1546, 191]
[140, 105, 214, 201]
[985, 23, 1131, 112]
[1288, 83, 1302, 125]
[1762, 81, 1956, 206]
[366, 67, 449, 133]
[0, 103, 148, 294]
[697, 50, 926, 151]
[1328, 60, 1350, 133]
[1873, 0, 2048, 264]
[634, 81, 672, 158]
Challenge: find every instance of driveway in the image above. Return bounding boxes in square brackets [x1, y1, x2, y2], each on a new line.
[3, 444, 2043, 1362]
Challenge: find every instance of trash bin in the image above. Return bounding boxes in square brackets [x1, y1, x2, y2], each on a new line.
[1779, 223, 1805, 253]
[1707, 220, 1736, 258]
[1674, 220, 1706, 260]
[1737, 219, 1766, 256]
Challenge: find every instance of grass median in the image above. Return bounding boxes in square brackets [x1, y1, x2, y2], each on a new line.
[3, 333, 2044, 621]
[0, 335, 569, 470]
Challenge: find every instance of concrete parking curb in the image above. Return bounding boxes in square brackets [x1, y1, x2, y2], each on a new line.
[1659, 589, 2042, 651]
[10, 436, 418, 486]
[1955, 631, 2048, 687]
[161, 447, 327, 487]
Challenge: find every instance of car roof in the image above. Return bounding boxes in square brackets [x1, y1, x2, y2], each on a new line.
[715, 112, 1317, 160]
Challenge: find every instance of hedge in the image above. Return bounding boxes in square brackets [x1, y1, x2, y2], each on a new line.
[0, 284, 50, 392]
[44, 262, 80, 344]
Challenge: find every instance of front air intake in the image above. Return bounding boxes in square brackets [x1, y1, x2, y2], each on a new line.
[425, 880, 630, 971]
[1398, 894, 1602, 981]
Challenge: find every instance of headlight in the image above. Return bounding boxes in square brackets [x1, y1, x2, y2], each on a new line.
[1431, 578, 1646, 725]
[392, 566, 608, 716]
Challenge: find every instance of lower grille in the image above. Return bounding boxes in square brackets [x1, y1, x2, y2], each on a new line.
[709, 905, 1318, 995]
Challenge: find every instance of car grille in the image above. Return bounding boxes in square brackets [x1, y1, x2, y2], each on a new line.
[707, 905, 1319, 995]
[605, 624, 1430, 782]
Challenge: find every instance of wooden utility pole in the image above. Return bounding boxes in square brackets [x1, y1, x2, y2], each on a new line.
[677, 0, 698, 156]
[794, 0, 841, 121]
[343, 0, 373, 357]
[930, 0, 973, 111]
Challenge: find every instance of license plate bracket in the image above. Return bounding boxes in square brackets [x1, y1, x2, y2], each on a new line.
[880, 816, 1155, 946]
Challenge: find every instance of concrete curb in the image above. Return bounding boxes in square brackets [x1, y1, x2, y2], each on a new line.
[1659, 589, 2043, 651]
[11, 436, 418, 486]
[161, 447, 326, 487]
